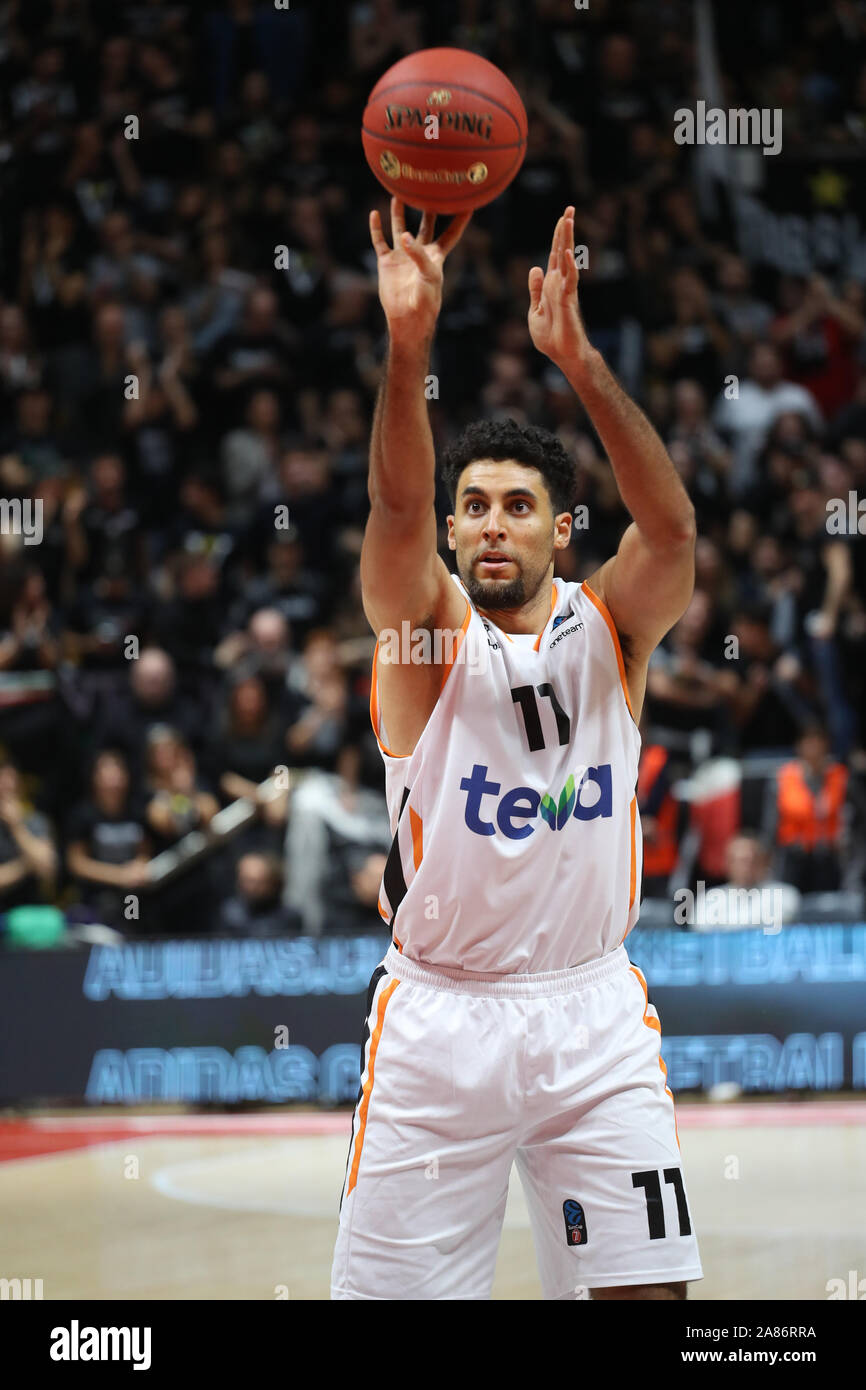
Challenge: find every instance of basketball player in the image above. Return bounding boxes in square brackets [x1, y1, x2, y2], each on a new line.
[331, 198, 702, 1300]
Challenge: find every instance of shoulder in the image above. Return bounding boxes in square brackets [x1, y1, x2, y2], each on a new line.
[24, 811, 52, 839]
[66, 802, 95, 837]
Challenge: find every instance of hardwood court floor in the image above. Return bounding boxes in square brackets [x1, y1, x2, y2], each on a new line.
[1, 1104, 864, 1300]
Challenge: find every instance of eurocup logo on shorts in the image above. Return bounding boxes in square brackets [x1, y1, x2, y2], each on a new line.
[563, 1199, 588, 1246]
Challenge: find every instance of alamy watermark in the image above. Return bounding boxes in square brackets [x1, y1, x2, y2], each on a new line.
[0, 498, 42, 545]
[826, 492, 866, 535]
[674, 101, 782, 157]
[674, 880, 783, 933]
[378, 621, 489, 674]
[1, 1277, 43, 1299]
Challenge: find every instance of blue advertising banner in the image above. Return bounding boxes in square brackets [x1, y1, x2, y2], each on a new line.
[1, 928, 864, 1104]
[628, 926, 866, 1093]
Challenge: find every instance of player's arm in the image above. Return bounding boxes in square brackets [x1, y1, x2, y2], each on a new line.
[813, 539, 851, 637]
[361, 198, 471, 637]
[528, 207, 696, 706]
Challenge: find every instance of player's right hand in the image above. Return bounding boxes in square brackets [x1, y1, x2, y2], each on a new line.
[369, 196, 471, 343]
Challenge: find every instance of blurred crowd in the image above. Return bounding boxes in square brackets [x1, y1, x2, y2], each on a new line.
[1, 0, 865, 938]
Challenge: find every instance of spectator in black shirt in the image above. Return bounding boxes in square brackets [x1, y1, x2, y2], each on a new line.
[218, 852, 301, 937]
[0, 388, 65, 482]
[215, 607, 301, 724]
[255, 440, 337, 574]
[228, 530, 328, 644]
[212, 673, 288, 807]
[152, 551, 229, 676]
[787, 471, 858, 757]
[143, 727, 218, 852]
[206, 285, 292, 432]
[64, 451, 144, 586]
[63, 561, 151, 671]
[66, 750, 150, 925]
[68, 301, 134, 452]
[95, 646, 205, 776]
[0, 759, 57, 909]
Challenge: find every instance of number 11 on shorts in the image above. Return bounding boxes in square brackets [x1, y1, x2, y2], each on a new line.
[632, 1168, 693, 1239]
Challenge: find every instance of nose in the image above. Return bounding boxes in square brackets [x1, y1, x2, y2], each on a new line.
[482, 512, 507, 540]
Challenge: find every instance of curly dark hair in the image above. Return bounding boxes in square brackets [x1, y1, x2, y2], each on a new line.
[440, 418, 578, 515]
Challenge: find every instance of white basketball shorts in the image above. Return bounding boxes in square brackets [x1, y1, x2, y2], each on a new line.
[331, 942, 703, 1299]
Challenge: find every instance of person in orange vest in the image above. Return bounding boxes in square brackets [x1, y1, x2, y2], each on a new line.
[769, 726, 849, 892]
[637, 739, 679, 898]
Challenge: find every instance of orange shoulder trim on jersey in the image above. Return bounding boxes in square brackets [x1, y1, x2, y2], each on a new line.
[369, 637, 410, 760]
[581, 580, 636, 724]
[438, 596, 472, 690]
[628, 794, 637, 912]
[347, 977, 400, 1196]
[409, 805, 424, 871]
[370, 598, 472, 757]
[533, 582, 559, 652]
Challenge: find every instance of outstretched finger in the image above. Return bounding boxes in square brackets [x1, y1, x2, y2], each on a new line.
[528, 265, 544, 313]
[548, 214, 563, 274]
[400, 231, 435, 277]
[436, 210, 472, 257]
[418, 210, 437, 244]
[561, 209, 575, 278]
[369, 209, 390, 258]
[391, 196, 407, 243]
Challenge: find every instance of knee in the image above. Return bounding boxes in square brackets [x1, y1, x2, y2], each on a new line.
[590, 1281, 687, 1301]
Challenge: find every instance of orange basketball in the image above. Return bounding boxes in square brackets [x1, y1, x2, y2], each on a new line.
[362, 47, 527, 214]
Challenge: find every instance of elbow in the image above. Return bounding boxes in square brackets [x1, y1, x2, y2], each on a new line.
[670, 508, 697, 548]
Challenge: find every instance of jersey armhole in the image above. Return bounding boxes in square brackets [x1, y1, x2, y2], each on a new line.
[369, 596, 472, 758]
[580, 580, 638, 729]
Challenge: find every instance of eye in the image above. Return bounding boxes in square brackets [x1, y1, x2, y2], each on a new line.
[511, 500, 530, 513]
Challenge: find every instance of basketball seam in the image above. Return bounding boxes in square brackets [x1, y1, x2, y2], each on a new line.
[361, 128, 526, 152]
[364, 81, 526, 137]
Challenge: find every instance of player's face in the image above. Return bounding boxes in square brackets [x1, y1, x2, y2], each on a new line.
[447, 459, 570, 610]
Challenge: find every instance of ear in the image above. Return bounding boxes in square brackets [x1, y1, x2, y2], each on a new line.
[446, 515, 456, 550]
[553, 512, 573, 549]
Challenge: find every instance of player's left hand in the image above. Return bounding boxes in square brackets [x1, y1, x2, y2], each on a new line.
[528, 206, 592, 372]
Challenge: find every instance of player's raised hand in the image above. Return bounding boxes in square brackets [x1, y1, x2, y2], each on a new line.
[369, 196, 471, 344]
[527, 206, 592, 372]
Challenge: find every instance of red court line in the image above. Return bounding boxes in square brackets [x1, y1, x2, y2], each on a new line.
[0, 1102, 864, 1163]
[0, 1113, 350, 1162]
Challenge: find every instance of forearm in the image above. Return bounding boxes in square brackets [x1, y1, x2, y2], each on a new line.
[162, 373, 198, 429]
[368, 337, 435, 513]
[821, 545, 851, 624]
[827, 298, 864, 336]
[63, 519, 88, 571]
[67, 851, 134, 887]
[563, 350, 695, 546]
[9, 824, 56, 879]
[771, 309, 812, 345]
[0, 858, 27, 890]
[221, 772, 259, 801]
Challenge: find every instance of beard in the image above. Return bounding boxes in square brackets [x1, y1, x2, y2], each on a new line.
[462, 570, 527, 609]
[458, 537, 553, 614]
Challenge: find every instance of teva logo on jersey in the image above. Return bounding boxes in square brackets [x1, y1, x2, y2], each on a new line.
[459, 763, 612, 839]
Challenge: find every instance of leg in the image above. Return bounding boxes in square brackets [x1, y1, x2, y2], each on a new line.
[591, 1281, 687, 1300]
[331, 970, 520, 1300]
[516, 958, 702, 1300]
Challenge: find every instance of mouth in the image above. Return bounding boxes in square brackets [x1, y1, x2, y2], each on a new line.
[477, 551, 514, 574]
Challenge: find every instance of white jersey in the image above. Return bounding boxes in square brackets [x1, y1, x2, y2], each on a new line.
[371, 574, 642, 973]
